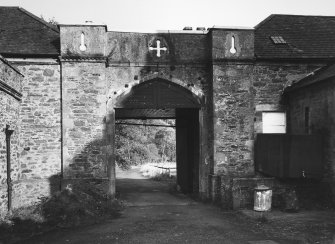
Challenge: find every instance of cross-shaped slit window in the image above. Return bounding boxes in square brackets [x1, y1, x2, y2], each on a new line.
[149, 39, 167, 57]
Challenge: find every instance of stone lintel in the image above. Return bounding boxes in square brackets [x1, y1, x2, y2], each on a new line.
[255, 104, 285, 111]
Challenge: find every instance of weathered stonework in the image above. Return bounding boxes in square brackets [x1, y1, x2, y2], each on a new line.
[0, 56, 22, 215]
[59, 25, 335, 206]
[213, 63, 255, 177]
[219, 177, 275, 210]
[211, 28, 254, 60]
[14, 63, 61, 206]
[2, 13, 335, 215]
[59, 26, 214, 198]
[62, 61, 107, 178]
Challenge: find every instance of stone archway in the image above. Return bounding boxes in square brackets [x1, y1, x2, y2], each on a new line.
[106, 78, 203, 196]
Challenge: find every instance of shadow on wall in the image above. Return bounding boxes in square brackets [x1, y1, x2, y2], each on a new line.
[0, 114, 120, 242]
[0, 172, 120, 242]
[61, 113, 112, 192]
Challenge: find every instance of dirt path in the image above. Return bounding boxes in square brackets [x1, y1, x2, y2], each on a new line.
[17, 168, 325, 244]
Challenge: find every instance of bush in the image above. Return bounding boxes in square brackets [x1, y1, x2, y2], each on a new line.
[0, 180, 123, 242]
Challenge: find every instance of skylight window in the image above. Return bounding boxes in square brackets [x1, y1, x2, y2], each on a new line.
[270, 36, 287, 44]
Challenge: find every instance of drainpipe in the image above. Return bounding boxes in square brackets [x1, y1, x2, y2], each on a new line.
[5, 125, 14, 211]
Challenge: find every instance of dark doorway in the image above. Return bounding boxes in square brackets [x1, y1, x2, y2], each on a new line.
[176, 108, 199, 194]
[114, 78, 201, 194]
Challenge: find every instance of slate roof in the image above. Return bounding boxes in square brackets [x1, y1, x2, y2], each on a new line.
[0, 7, 59, 57]
[1, 8, 335, 60]
[255, 14, 335, 60]
[285, 64, 335, 92]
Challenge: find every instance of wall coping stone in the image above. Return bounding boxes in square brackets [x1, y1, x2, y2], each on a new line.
[59, 56, 107, 63]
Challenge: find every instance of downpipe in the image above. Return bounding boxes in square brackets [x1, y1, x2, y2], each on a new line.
[5, 125, 14, 211]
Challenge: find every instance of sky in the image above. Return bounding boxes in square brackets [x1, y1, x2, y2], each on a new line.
[2, 0, 335, 32]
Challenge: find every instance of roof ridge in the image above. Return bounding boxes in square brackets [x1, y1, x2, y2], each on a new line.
[254, 14, 276, 29]
[0, 6, 20, 8]
[266, 13, 335, 18]
[255, 14, 335, 29]
[17, 7, 59, 33]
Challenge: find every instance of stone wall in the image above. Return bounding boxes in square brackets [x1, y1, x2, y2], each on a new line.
[1, 16, 335, 216]
[107, 31, 209, 64]
[252, 63, 322, 134]
[0, 57, 22, 215]
[59, 25, 214, 197]
[59, 25, 333, 205]
[213, 62, 322, 175]
[62, 61, 107, 178]
[212, 62, 329, 209]
[213, 63, 255, 177]
[15, 63, 61, 206]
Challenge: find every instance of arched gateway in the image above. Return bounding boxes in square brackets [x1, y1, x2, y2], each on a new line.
[111, 78, 202, 194]
[60, 23, 254, 204]
[2, 8, 335, 215]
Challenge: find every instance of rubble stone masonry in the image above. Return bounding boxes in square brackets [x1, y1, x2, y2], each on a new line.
[15, 63, 61, 207]
[62, 61, 107, 179]
[0, 57, 22, 215]
[1, 22, 333, 215]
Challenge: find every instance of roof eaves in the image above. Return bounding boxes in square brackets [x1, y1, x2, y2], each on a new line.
[285, 75, 335, 92]
[18, 7, 59, 33]
[1, 52, 60, 58]
[255, 56, 335, 62]
[0, 54, 24, 76]
[285, 65, 335, 92]
[0, 6, 20, 8]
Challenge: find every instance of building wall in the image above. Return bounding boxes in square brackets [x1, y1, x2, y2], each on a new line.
[252, 63, 322, 133]
[0, 58, 22, 215]
[0, 25, 328, 213]
[14, 63, 61, 207]
[213, 62, 321, 177]
[212, 59, 325, 208]
[287, 80, 335, 181]
[213, 63, 255, 176]
[1, 15, 335, 216]
[60, 26, 214, 197]
[62, 61, 107, 179]
[60, 26, 332, 203]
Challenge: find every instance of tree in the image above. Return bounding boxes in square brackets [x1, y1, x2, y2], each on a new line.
[115, 119, 175, 169]
[40, 15, 58, 26]
[154, 128, 176, 162]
